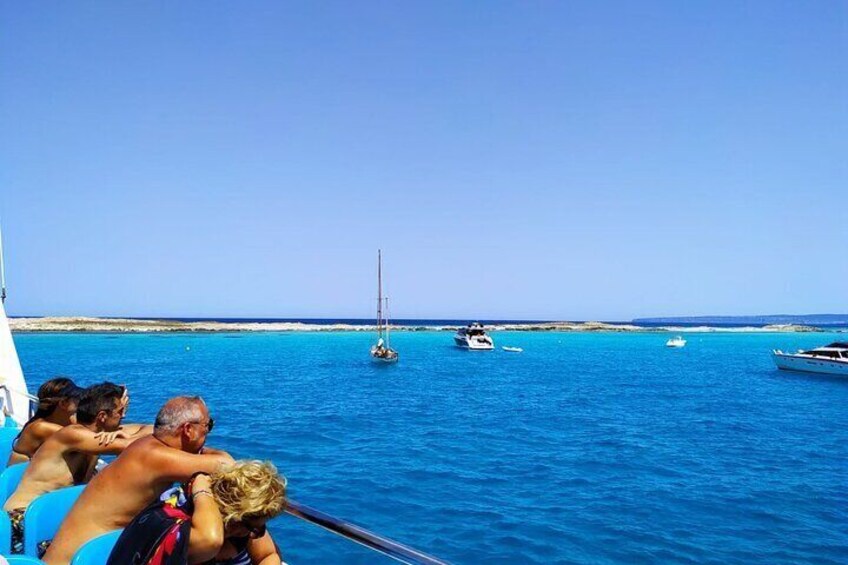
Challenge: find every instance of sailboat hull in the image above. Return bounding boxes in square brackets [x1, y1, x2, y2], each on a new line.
[371, 354, 399, 364]
[370, 346, 399, 364]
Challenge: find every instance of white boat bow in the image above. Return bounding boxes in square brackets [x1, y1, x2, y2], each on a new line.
[772, 342, 848, 376]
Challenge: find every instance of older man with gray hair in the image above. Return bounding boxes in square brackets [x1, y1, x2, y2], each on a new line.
[44, 396, 234, 565]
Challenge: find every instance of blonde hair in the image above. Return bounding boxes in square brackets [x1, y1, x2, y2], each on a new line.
[210, 460, 287, 527]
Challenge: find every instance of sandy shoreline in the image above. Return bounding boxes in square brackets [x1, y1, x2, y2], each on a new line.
[7, 317, 826, 333]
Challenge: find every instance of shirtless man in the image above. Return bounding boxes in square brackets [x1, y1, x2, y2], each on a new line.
[4, 382, 151, 554]
[43, 396, 234, 565]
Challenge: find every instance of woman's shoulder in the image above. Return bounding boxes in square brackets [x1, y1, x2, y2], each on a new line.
[24, 419, 64, 441]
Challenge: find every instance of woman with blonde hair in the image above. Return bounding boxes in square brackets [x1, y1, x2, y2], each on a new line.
[107, 460, 287, 565]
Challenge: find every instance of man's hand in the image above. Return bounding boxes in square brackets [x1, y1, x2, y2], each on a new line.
[94, 430, 127, 446]
[120, 386, 130, 412]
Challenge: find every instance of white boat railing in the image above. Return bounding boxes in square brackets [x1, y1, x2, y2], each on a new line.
[0, 383, 37, 421]
[285, 499, 449, 565]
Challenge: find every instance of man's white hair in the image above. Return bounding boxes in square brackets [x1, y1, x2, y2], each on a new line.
[154, 396, 206, 434]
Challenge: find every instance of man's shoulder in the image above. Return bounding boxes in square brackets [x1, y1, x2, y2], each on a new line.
[52, 424, 93, 441]
[37, 425, 102, 457]
[107, 436, 184, 474]
[39, 424, 81, 448]
[118, 435, 168, 460]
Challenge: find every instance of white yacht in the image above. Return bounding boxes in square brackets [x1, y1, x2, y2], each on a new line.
[772, 342, 848, 376]
[454, 322, 494, 350]
[666, 336, 686, 348]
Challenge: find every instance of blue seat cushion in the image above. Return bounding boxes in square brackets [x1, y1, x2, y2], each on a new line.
[23, 485, 85, 557]
[0, 427, 22, 473]
[69, 530, 123, 565]
[0, 462, 29, 505]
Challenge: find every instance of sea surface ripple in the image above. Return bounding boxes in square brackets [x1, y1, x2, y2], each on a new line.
[14, 331, 848, 564]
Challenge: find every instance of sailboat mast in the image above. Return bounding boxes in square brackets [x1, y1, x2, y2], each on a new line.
[376, 250, 383, 338]
[385, 297, 390, 347]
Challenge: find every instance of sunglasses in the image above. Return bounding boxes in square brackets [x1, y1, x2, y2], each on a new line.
[189, 418, 215, 432]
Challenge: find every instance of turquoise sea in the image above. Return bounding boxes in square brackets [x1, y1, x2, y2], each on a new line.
[13, 331, 848, 564]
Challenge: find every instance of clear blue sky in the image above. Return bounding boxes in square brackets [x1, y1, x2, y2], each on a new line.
[1, 2, 845, 320]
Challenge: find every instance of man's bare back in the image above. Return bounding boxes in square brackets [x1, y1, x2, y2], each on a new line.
[3, 424, 113, 511]
[43, 397, 232, 565]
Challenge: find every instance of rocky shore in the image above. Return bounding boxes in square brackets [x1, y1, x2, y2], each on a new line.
[8, 317, 825, 333]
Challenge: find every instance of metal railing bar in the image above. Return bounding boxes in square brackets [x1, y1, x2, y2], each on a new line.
[0, 384, 38, 419]
[0, 384, 38, 402]
[285, 499, 449, 565]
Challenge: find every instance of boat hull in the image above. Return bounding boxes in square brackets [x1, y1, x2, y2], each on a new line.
[370, 347, 399, 364]
[772, 352, 848, 376]
[454, 336, 494, 350]
[371, 356, 399, 364]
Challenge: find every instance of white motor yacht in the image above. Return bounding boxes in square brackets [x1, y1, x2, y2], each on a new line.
[772, 342, 848, 376]
[666, 336, 686, 348]
[454, 322, 494, 350]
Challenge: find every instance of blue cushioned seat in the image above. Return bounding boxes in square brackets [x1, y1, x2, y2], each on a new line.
[0, 426, 22, 472]
[69, 530, 122, 565]
[0, 508, 12, 555]
[5, 556, 48, 564]
[23, 485, 84, 557]
[0, 462, 29, 504]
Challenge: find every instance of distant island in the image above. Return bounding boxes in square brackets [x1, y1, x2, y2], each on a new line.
[633, 314, 848, 327]
[7, 317, 836, 333]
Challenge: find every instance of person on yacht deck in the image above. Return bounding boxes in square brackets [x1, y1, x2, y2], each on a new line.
[6, 377, 84, 467]
[107, 460, 287, 565]
[43, 396, 234, 565]
[4, 382, 152, 555]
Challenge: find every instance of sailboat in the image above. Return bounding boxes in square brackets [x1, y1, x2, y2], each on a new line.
[0, 230, 448, 563]
[370, 250, 398, 364]
[0, 223, 34, 426]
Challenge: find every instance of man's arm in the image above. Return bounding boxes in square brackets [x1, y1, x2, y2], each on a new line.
[247, 532, 282, 565]
[117, 423, 154, 437]
[151, 447, 235, 482]
[63, 428, 136, 455]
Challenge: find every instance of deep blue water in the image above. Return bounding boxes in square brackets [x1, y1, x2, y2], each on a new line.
[13, 331, 848, 564]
